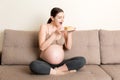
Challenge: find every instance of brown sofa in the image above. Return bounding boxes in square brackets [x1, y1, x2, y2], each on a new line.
[1, 29, 120, 80]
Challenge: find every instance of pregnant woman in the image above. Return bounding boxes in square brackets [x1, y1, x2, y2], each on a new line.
[29, 7, 86, 75]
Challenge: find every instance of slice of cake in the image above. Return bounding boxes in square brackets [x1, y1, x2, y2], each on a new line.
[64, 26, 75, 31]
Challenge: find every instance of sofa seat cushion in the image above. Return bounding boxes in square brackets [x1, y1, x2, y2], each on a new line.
[81, 65, 111, 80]
[101, 65, 120, 80]
[0, 65, 55, 80]
[0, 65, 111, 80]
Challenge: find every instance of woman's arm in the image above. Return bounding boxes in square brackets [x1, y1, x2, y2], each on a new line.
[39, 24, 57, 51]
[64, 31, 73, 50]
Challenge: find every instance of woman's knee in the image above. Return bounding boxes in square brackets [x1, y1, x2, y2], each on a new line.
[70, 56, 86, 66]
[66, 56, 86, 70]
[29, 60, 51, 75]
[77, 57, 86, 66]
[29, 60, 40, 74]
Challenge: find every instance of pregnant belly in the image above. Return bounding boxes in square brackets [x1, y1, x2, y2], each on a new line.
[41, 44, 64, 64]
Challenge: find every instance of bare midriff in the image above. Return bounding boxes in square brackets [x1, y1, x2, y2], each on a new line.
[40, 44, 64, 65]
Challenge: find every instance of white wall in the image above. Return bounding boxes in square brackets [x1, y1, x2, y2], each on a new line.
[1, 0, 120, 52]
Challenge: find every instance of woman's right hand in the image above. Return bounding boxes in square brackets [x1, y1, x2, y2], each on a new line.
[55, 29, 61, 35]
[54, 29, 62, 40]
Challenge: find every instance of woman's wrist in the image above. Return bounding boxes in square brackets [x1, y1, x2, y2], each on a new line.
[67, 32, 72, 36]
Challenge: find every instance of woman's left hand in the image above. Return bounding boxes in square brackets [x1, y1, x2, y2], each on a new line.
[67, 28, 76, 34]
[68, 29, 75, 33]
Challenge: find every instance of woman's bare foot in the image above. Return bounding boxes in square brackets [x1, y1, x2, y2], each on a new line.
[56, 64, 68, 72]
[50, 68, 57, 75]
[54, 68, 77, 75]
[50, 68, 77, 75]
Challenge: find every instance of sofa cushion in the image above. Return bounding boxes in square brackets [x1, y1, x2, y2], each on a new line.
[101, 65, 120, 80]
[2, 29, 100, 65]
[0, 65, 111, 80]
[1, 29, 39, 65]
[65, 30, 100, 64]
[0, 65, 54, 80]
[100, 30, 120, 64]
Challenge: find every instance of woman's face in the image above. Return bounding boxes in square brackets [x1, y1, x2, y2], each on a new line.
[52, 12, 64, 28]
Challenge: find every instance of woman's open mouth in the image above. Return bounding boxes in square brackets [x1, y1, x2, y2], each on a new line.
[59, 22, 63, 25]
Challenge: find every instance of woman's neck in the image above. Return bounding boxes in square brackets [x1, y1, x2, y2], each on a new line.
[50, 22, 58, 29]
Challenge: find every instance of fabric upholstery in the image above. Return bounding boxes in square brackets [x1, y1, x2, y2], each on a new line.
[1, 29, 100, 65]
[1, 29, 118, 80]
[1, 29, 39, 65]
[100, 30, 120, 64]
[65, 30, 100, 64]
[0, 65, 111, 80]
[101, 65, 120, 80]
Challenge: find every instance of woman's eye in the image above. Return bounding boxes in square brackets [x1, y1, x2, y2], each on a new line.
[58, 17, 64, 19]
[58, 17, 62, 19]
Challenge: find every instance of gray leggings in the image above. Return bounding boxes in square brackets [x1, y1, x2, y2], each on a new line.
[29, 56, 86, 75]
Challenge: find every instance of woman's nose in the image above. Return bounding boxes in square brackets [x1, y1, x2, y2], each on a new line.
[62, 19, 64, 22]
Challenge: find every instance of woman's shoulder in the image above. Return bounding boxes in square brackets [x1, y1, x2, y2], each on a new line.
[40, 24, 49, 29]
[40, 24, 48, 27]
[39, 24, 49, 33]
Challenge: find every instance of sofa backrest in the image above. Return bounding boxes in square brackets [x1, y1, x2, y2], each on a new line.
[1, 29, 39, 65]
[64, 30, 100, 65]
[100, 30, 120, 64]
[1, 29, 100, 65]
